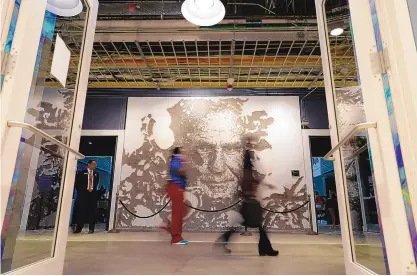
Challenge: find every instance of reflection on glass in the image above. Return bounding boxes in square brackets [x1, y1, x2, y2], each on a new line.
[1, 1, 87, 273]
[324, 0, 388, 274]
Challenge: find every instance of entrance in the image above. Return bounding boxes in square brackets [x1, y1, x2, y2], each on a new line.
[71, 136, 117, 232]
[2, 0, 417, 274]
[0, 0, 98, 274]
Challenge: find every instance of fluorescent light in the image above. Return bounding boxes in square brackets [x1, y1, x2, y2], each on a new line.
[46, 0, 83, 17]
[330, 28, 344, 36]
[181, 0, 225, 26]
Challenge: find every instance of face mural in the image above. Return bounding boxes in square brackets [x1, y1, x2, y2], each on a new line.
[168, 98, 272, 200]
[119, 97, 307, 231]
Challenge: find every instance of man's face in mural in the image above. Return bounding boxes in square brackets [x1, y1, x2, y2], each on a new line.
[187, 111, 244, 199]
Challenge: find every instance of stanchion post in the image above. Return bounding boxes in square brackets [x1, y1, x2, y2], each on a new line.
[108, 192, 120, 233]
[306, 194, 318, 235]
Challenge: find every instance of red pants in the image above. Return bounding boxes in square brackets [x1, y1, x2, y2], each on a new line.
[167, 183, 184, 243]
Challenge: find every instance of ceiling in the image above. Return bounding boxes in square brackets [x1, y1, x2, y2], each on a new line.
[47, 0, 357, 91]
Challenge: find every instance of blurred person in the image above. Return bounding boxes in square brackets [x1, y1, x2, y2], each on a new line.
[166, 147, 188, 245]
[214, 137, 279, 256]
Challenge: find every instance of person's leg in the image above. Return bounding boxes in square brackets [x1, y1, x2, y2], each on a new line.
[168, 184, 184, 244]
[329, 208, 336, 229]
[75, 194, 86, 232]
[258, 226, 278, 256]
[88, 196, 98, 233]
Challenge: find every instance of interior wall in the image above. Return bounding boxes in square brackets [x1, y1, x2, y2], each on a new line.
[118, 96, 308, 232]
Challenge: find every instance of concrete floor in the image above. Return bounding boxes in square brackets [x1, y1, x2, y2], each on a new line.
[63, 232, 346, 275]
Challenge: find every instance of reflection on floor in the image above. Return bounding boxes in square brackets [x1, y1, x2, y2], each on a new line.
[63, 232, 346, 275]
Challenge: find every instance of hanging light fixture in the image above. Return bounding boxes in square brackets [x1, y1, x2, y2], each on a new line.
[46, 0, 83, 17]
[181, 0, 225, 27]
[330, 27, 344, 36]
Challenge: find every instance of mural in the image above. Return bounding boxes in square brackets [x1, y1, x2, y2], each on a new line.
[335, 86, 366, 233]
[119, 96, 307, 231]
[25, 89, 75, 229]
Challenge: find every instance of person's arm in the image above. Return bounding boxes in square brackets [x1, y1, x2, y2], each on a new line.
[74, 171, 81, 192]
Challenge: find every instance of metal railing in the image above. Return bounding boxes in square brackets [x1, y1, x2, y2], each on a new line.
[324, 122, 377, 161]
[7, 120, 85, 159]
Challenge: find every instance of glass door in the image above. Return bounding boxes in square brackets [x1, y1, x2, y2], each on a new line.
[315, 0, 417, 274]
[1, 0, 98, 274]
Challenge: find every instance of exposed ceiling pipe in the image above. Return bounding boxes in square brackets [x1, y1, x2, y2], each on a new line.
[227, 2, 276, 15]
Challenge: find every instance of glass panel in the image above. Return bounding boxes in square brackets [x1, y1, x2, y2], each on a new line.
[1, 0, 88, 272]
[1, 132, 66, 272]
[341, 133, 385, 274]
[323, 0, 388, 274]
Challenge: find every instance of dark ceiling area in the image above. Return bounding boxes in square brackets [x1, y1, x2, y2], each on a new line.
[96, 0, 349, 20]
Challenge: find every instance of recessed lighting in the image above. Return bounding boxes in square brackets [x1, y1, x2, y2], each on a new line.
[46, 0, 83, 17]
[330, 28, 344, 36]
[88, 142, 92, 145]
[181, 0, 225, 27]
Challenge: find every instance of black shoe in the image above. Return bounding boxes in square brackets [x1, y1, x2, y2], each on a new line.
[88, 230, 94, 234]
[73, 230, 81, 234]
[259, 249, 279, 256]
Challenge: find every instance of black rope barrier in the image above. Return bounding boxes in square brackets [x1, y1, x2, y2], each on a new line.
[119, 198, 310, 217]
[184, 199, 243, 213]
[260, 200, 309, 214]
[119, 199, 171, 219]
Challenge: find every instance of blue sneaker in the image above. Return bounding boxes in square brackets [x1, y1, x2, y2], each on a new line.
[174, 240, 188, 245]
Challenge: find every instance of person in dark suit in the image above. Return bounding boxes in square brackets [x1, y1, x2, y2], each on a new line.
[73, 159, 100, 234]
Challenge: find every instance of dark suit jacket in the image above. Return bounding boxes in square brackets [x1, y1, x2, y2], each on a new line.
[75, 169, 100, 196]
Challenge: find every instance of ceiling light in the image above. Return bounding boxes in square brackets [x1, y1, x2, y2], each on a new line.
[46, 0, 83, 17]
[181, 0, 225, 27]
[330, 28, 344, 36]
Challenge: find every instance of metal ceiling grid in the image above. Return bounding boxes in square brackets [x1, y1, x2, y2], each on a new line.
[45, 36, 358, 89]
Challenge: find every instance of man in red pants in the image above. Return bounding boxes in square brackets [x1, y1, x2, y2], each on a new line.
[167, 147, 188, 245]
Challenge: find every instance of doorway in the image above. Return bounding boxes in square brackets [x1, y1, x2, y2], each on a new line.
[71, 136, 117, 231]
[309, 136, 340, 234]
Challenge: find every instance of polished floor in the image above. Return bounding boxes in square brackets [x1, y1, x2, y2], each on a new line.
[62, 231, 346, 275]
[7, 230, 386, 275]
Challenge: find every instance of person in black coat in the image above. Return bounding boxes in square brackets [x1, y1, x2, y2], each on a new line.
[73, 160, 100, 234]
[214, 137, 279, 256]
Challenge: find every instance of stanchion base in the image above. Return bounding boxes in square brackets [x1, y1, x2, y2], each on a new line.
[108, 229, 120, 233]
[306, 229, 318, 235]
[240, 231, 252, 236]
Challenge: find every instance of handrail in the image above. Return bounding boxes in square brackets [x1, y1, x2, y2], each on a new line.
[324, 122, 377, 161]
[7, 121, 85, 159]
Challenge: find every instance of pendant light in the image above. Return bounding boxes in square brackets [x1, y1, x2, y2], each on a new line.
[46, 0, 83, 17]
[181, 0, 225, 27]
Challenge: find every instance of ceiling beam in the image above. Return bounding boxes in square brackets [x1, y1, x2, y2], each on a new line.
[89, 30, 319, 42]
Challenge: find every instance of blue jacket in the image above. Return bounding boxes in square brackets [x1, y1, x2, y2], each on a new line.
[169, 154, 186, 189]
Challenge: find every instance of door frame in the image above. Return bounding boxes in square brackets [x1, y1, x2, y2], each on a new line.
[371, 0, 417, 231]
[1, 0, 99, 274]
[80, 130, 125, 231]
[302, 129, 331, 233]
[315, 0, 417, 274]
